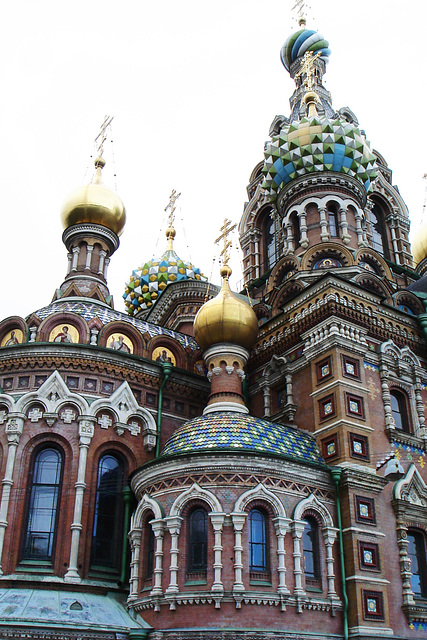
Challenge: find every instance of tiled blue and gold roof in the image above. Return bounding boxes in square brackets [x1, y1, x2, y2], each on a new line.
[162, 412, 325, 466]
[124, 248, 206, 315]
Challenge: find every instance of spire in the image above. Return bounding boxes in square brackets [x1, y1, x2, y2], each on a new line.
[164, 189, 181, 250]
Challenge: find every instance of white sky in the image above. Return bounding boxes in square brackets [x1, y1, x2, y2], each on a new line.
[1, 0, 426, 321]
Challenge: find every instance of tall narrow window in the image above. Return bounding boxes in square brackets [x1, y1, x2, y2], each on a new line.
[145, 519, 155, 579]
[302, 516, 320, 586]
[265, 217, 276, 270]
[407, 531, 427, 597]
[187, 508, 207, 573]
[328, 207, 339, 237]
[290, 211, 300, 250]
[249, 509, 268, 574]
[23, 447, 63, 561]
[369, 205, 388, 258]
[390, 390, 411, 433]
[91, 453, 125, 573]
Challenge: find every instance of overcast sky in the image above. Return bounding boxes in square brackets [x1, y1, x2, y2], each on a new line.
[1, 0, 426, 321]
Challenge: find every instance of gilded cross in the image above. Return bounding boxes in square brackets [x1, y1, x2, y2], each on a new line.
[95, 115, 114, 158]
[294, 50, 321, 91]
[164, 189, 181, 227]
[215, 218, 237, 266]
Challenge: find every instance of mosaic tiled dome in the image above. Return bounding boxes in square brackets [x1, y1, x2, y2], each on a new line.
[262, 115, 377, 200]
[161, 412, 325, 466]
[281, 28, 331, 71]
[124, 248, 206, 315]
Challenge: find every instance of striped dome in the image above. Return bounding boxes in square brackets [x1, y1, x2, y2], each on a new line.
[281, 28, 331, 71]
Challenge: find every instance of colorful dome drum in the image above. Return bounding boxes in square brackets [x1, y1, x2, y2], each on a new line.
[262, 25, 378, 201]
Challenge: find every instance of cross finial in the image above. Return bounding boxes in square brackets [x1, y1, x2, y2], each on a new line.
[94, 115, 114, 159]
[164, 189, 181, 228]
[291, 0, 308, 26]
[294, 50, 321, 92]
[215, 218, 237, 268]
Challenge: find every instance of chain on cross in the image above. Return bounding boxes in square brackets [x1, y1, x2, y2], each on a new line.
[164, 189, 181, 227]
[294, 50, 321, 92]
[215, 218, 237, 267]
[95, 115, 114, 159]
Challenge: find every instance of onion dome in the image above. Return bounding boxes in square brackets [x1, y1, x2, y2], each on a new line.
[411, 228, 427, 267]
[281, 25, 331, 71]
[61, 157, 126, 236]
[262, 109, 377, 201]
[124, 225, 206, 315]
[194, 265, 258, 351]
[161, 412, 325, 466]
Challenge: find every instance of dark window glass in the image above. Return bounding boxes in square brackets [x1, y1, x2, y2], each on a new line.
[408, 531, 427, 597]
[249, 509, 267, 572]
[146, 520, 155, 578]
[91, 454, 125, 571]
[265, 217, 276, 269]
[23, 448, 63, 561]
[328, 210, 339, 237]
[369, 207, 387, 256]
[390, 391, 410, 433]
[188, 508, 207, 572]
[302, 517, 320, 583]
[290, 212, 300, 249]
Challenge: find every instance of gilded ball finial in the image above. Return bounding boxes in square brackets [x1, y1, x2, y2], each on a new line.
[220, 264, 232, 280]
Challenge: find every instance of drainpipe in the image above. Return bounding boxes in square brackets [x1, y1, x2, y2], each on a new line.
[330, 467, 348, 640]
[119, 485, 133, 586]
[155, 361, 173, 458]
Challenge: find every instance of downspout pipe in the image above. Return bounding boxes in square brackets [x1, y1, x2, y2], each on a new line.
[155, 361, 173, 458]
[330, 467, 348, 640]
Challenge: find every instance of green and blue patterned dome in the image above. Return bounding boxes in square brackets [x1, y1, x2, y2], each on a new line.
[124, 247, 206, 315]
[161, 412, 325, 466]
[262, 114, 378, 200]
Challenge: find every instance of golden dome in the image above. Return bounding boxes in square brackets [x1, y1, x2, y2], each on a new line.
[194, 266, 258, 351]
[61, 157, 126, 236]
[411, 226, 427, 266]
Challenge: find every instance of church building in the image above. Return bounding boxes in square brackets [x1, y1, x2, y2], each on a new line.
[0, 13, 427, 640]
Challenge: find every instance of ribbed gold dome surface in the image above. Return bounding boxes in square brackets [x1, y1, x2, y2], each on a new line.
[194, 269, 258, 351]
[61, 159, 126, 236]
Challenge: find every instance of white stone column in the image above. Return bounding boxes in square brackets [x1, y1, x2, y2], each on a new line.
[0, 415, 24, 574]
[322, 526, 339, 598]
[261, 380, 271, 417]
[85, 245, 94, 270]
[165, 516, 183, 594]
[299, 211, 309, 248]
[103, 257, 111, 280]
[354, 209, 365, 247]
[98, 250, 106, 275]
[291, 520, 306, 595]
[415, 376, 426, 435]
[231, 513, 246, 594]
[380, 366, 394, 433]
[71, 246, 80, 271]
[210, 513, 225, 594]
[66, 252, 73, 275]
[128, 528, 142, 600]
[273, 516, 291, 594]
[390, 226, 400, 264]
[339, 207, 351, 244]
[319, 207, 329, 242]
[64, 418, 94, 582]
[151, 519, 165, 596]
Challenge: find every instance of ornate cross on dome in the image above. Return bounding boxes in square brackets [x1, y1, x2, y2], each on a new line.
[295, 50, 321, 91]
[95, 115, 114, 159]
[164, 189, 181, 227]
[215, 218, 237, 267]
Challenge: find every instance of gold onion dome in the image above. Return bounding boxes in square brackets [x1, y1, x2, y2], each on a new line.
[194, 265, 258, 351]
[411, 226, 427, 266]
[61, 157, 126, 236]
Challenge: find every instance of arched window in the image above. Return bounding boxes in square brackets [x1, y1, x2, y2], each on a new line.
[91, 453, 125, 573]
[369, 204, 388, 258]
[249, 509, 268, 575]
[265, 217, 276, 270]
[407, 531, 427, 597]
[23, 447, 63, 561]
[327, 204, 339, 237]
[290, 211, 300, 250]
[187, 508, 207, 574]
[145, 518, 155, 580]
[390, 390, 411, 433]
[302, 516, 320, 586]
